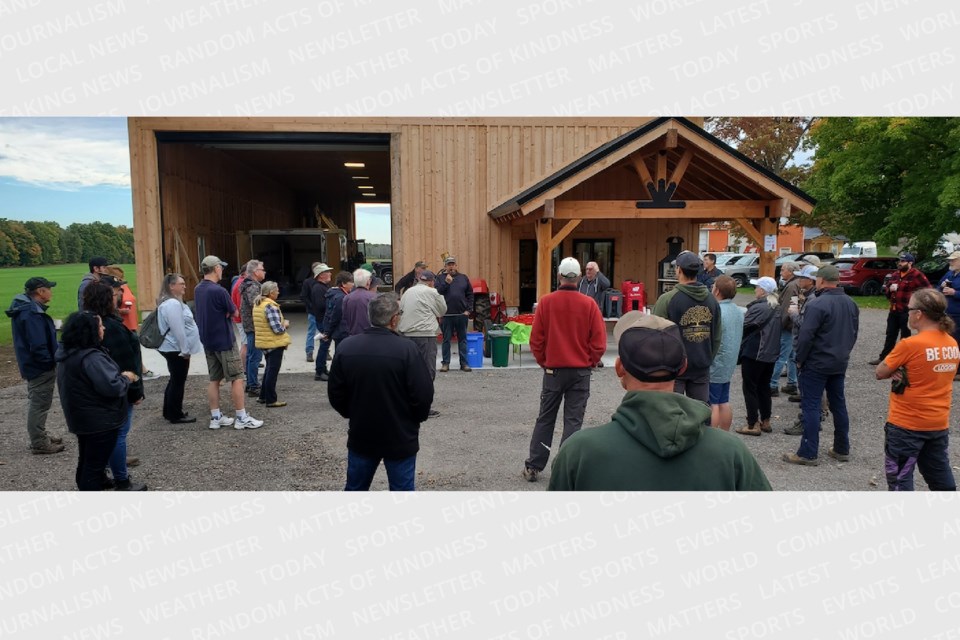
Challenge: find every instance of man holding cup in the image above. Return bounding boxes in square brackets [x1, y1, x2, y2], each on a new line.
[869, 253, 930, 366]
[435, 256, 474, 373]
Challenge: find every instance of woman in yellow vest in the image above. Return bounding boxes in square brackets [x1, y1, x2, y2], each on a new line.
[253, 281, 291, 408]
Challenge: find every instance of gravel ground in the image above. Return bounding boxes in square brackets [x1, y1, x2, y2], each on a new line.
[2, 300, 958, 491]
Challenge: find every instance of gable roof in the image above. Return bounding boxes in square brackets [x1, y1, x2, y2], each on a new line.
[488, 117, 816, 223]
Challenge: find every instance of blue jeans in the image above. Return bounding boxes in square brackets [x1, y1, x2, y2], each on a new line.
[259, 348, 284, 404]
[305, 314, 317, 356]
[770, 330, 797, 388]
[108, 405, 134, 482]
[441, 314, 469, 366]
[245, 331, 262, 389]
[344, 450, 416, 491]
[315, 337, 331, 376]
[797, 368, 849, 460]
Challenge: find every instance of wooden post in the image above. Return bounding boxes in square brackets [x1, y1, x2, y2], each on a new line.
[759, 217, 778, 277]
[535, 219, 553, 302]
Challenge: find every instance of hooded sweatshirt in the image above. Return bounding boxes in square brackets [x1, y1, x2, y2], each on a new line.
[547, 390, 771, 491]
[652, 282, 722, 379]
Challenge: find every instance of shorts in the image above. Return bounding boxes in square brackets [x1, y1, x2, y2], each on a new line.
[709, 382, 730, 405]
[205, 347, 243, 382]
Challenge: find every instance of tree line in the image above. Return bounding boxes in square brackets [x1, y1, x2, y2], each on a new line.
[0, 219, 135, 267]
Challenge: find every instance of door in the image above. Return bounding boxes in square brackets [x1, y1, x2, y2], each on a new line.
[572, 239, 614, 283]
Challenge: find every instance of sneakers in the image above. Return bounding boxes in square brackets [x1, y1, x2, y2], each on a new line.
[209, 415, 235, 430]
[868, 358, 882, 366]
[522, 466, 539, 482]
[48, 435, 63, 445]
[781, 384, 798, 395]
[314, 372, 329, 381]
[142, 370, 161, 381]
[440, 363, 450, 372]
[126, 456, 140, 468]
[828, 448, 850, 462]
[782, 453, 819, 466]
[460, 364, 472, 372]
[116, 477, 148, 491]
[306, 353, 314, 362]
[31, 442, 65, 454]
[427, 409, 440, 418]
[769, 387, 780, 398]
[235, 414, 264, 429]
[266, 401, 287, 408]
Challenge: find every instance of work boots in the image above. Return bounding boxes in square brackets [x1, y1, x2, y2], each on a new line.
[735, 423, 762, 437]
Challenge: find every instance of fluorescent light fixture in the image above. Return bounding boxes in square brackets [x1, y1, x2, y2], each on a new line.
[351, 176, 370, 179]
[361, 193, 377, 197]
[357, 186, 373, 189]
[343, 162, 365, 168]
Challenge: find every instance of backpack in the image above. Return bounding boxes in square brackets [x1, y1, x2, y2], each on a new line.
[138, 308, 168, 349]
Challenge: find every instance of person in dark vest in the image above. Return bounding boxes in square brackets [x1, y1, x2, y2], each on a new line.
[577, 261, 611, 310]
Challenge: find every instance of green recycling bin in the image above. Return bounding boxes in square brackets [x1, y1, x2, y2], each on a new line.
[488, 330, 512, 368]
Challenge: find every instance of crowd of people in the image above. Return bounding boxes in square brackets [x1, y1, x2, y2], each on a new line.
[7, 249, 958, 493]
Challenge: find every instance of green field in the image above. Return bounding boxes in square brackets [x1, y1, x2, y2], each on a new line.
[0, 263, 137, 345]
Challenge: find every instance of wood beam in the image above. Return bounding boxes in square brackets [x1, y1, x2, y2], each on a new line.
[759, 216, 778, 277]
[549, 219, 581, 251]
[665, 128, 678, 149]
[735, 218, 764, 247]
[669, 149, 694, 190]
[554, 200, 770, 220]
[656, 151, 667, 184]
[630, 156, 654, 197]
[535, 220, 553, 302]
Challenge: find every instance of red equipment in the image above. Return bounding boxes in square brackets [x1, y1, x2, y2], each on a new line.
[621, 281, 647, 312]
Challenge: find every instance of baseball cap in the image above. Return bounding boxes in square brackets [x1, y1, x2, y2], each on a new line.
[88, 257, 109, 270]
[312, 263, 333, 276]
[613, 312, 687, 382]
[200, 255, 227, 270]
[750, 276, 778, 295]
[415, 260, 428, 268]
[419, 270, 436, 281]
[100, 274, 127, 288]
[898, 252, 916, 263]
[24, 277, 56, 291]
[797, 265, 819, 280]
[800, 254, 822, 267]
[948, 252, 960, 261]
[444, 256, 457, 265]
[558, 257, 581, 278]
[816, 264, 840, 282]
[673, 251, 703, 270]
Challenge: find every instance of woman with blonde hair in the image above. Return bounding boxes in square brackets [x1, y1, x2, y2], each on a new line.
[876, 288, 959, 491]
[253, 281, 291, 408]
[156, 273, 203, 423]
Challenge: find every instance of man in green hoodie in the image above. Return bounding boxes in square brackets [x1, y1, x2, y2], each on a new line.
[652, 251, 721, 404]
[547, 312, 771, 491]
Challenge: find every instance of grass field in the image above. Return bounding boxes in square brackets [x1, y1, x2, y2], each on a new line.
[0, 263, 137, 345]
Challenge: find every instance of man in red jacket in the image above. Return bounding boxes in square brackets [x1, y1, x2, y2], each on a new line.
[522, 257, 607, 482]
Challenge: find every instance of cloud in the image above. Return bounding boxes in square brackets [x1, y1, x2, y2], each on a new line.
[0, 117, 130, 190]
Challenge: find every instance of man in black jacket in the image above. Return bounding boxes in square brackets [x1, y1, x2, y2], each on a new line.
[328, 293, 434, 491]
[6, 277, 65, 454]
[435, 256, 474, 372]
[394, 260, 428, 296]
[310, 264, 333, 380]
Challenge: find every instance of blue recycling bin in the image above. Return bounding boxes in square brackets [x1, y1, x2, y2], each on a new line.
[465, 332, 484, 369]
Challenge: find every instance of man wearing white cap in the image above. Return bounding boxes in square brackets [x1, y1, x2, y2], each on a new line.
[522, 257, 606, 483]
[735, 277, 782, 437]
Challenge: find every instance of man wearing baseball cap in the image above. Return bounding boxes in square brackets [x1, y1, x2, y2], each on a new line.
[435, 255, 474, 372]
[194, 256, 264, 431]
[938, 251, 960, 361]
[651, 250, 721, 403]
[522, 257, 606, 482]
[398, 269, 447, 395]
[394, 260, 429, 296]
[78, 256, 109, 310]
[784, 263, 859, 466]
[6, 277, 65, 454]
[548, 313, 770, 491]
[870, 252, 930, 366]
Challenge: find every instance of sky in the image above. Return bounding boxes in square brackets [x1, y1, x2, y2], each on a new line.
[0, 117, 134, 227]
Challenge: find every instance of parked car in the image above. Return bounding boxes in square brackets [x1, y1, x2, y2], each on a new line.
[834, 257, 898, 295]
[774, 251, 835, 280]
[714, 253, 746, 267]
[720, 254, 760, 287]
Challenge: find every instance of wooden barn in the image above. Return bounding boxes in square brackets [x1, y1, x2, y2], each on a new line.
[128, 116, 815, 311]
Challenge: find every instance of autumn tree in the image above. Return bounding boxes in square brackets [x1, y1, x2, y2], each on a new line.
[705, 117, 817, 186]
[804, 117, 960, 257]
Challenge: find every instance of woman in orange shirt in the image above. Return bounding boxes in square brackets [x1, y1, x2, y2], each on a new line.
[105, 265, 159, 380]
[875, 288, 959, 491]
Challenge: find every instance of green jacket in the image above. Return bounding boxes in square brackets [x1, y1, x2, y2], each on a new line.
[652, 283, 722, 378]
[548, 390, 771, 491]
